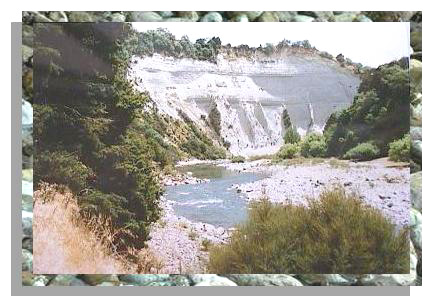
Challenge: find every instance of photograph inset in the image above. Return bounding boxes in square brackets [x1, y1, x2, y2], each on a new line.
[32, 22, 411, 275]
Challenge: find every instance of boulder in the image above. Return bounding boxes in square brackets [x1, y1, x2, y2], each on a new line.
[222, 274, 302, 286]
[118, 274, 171, 285]
[79, 274, 119, 286]
[258, 12, 280, 22]
[22, 249, 33, 272]
[190, 274, 237, 286]
[48, 275, 88, 286]
[48, 11, 68, 22]
[200, 12, 223, 22]
[410, 59, 422, 92]
[177, 11, 200, 22]
[226, 11, 263, 21]
[410, 172, 422, 212]
[128, 12, 162, 22]
[297, 274, 355, 286]
[67, 12, 94, 22]
[410, 209, 422, 250]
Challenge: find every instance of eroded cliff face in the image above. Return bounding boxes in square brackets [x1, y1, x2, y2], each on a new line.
[128, 51, 360, 157]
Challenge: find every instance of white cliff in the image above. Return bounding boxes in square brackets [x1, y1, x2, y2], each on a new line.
[128, 52, 360, 157]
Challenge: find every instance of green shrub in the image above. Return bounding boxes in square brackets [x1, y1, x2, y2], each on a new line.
[300, 133, 327, 157]
[231, 155, 246, 163]
[208, 103, 221, 136]
[343, 142, 379, 161]
[277, 144, 299, 159]
[208, 188, 409, 274]
[283, 127, 301, 144]
[388, 134, 410, 162]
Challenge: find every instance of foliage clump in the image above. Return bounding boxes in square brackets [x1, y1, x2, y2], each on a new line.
[300, 133, 327, 157]
[388, 134, 410, 162]
[208, 188, 409, 274]
[231, 155, 246, 163]
[324, 59, 409, 158]
[343, 142, 380, 161]
[282, 110, 301, 144]
[277, 144, 299, 159]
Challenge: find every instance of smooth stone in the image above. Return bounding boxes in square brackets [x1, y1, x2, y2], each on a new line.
[22, 249, 33, 272]
[79, 274, 119, 286]
[22, 211, 33, 238]
[129, 12, 162, 22]
[410, 172, 422, 212]
[293, 15, 315, 22]
[48, 275, 88, 286]
[410, 103, 422, 126]
[109, 13, 126, 22]
[200, 12, 223, 22]
[233, 14, 249, 22]
[354, 15, 373, 22]
[67, 12, 94, 22]
[258, 12, 280, 22]
[48, 11, 68, 22]
[22, 25, 34, 46]
[158, 11, 174, 18]
[411, 140, 422, 164]
[118, 274, 171, 285]
[334, 13, 358, 22]
[227, 11, 263, 21]
[177, 11, 200, 22]
[22, 45, 33, 64]
[223, 274, 302, 286]
[190, 275, 237, 286]
[163, 18, 194, 22]
[22, 237, 33, 253]
[33, 275, 50, 286]
[32, 12, 53, 23]
[411, 31, 422, 52]
[410, 127, 422, 141]
[274, 12, 297, 22]
[22, 99, 33, 126]
[410, 209, 422, 250]
[410, 59, 422, 91]
[298, 274, 355, 286]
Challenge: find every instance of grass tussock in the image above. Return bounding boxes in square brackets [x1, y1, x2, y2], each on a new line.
[33, 183, 163, 274]
[208, 188, 409, 274]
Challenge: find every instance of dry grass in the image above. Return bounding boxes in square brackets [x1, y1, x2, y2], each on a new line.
[33, 183, 163, 274]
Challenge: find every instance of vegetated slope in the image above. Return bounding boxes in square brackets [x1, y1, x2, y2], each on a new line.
[128, 28, 361, 157]
[33, 23, 163, 253]
[324, 58, 410, 159]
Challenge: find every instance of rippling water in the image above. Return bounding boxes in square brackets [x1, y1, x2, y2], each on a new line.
[164, 164, 264, 228]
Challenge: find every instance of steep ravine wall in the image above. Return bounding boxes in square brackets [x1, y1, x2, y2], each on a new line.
[128, 53, 360, 157]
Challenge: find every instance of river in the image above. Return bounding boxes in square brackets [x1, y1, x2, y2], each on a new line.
[164, 164, 265, 228]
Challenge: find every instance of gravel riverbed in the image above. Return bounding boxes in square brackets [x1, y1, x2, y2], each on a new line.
[149, 157, 410, 273]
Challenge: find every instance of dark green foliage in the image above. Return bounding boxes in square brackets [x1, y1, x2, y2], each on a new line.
[324, 59, 409, 158]
[34, 150, 93, 193]
[33, 23, 162, 251]
[277, 144, 299, 159]
[208, 103, 222, 136]
[300, 133, 327, 157]
[231, 156, 246, 163]
[134, 28, 222, 63]
[282, 109, 300, 144]
[208, 188, 409, 274]
[343, 142, 380, 161]
[388, 134, 410, 162]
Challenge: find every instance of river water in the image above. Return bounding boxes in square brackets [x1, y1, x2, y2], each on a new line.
[164, 164, 265, 228]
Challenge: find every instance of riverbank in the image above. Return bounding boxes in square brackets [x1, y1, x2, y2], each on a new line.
[149, 157, 410, 273]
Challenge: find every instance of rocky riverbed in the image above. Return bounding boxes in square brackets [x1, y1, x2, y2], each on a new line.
[227, 158, 411, 228]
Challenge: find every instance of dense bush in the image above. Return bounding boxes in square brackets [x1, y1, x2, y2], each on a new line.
[300, 133, 327, 157]
[208, 188, 409, 274]
[388, 134, 410, 162]
[231, 155, 246, 163]
[33, 23, 163, 251]
[277, 143, 299, 159]
[283, 127, 301, 144]
[34, 150, 93, 193]
[324, 59, 409, 158]
[208, 103, 222, 136]
[343, 142, 380, 161]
